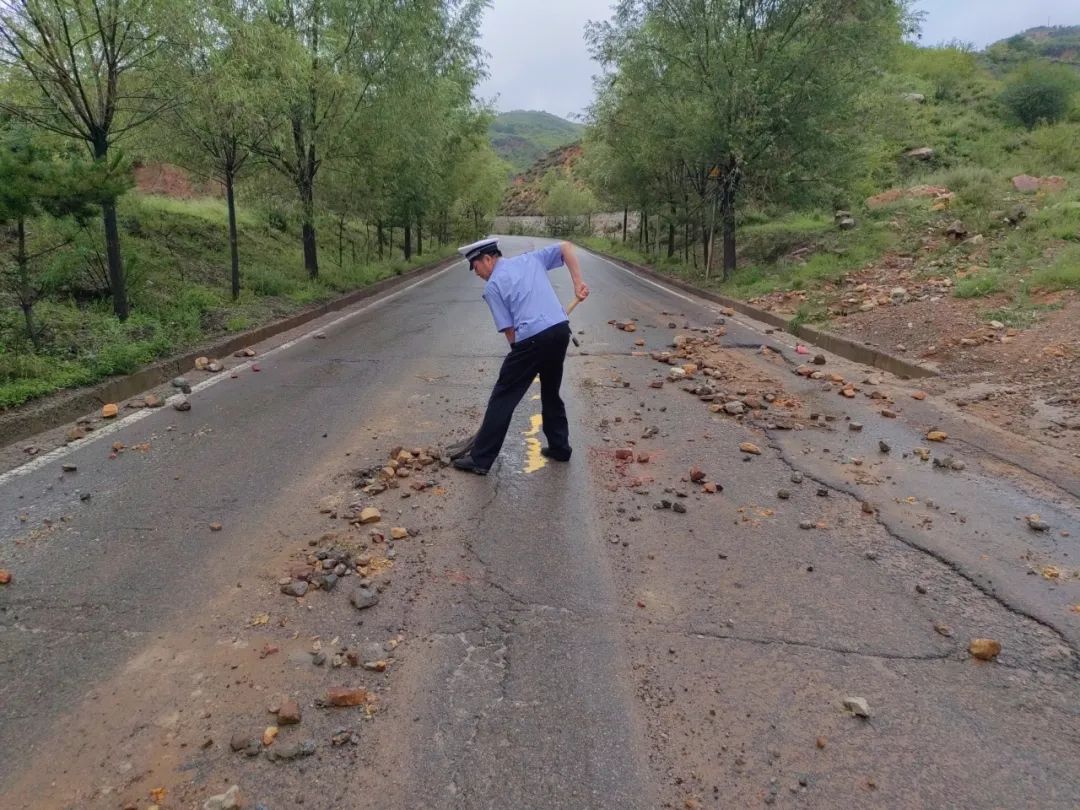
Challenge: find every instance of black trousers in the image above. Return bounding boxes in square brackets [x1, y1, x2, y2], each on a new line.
[471, 321, 572, 467]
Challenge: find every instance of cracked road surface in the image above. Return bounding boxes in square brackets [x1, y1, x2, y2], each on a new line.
[1, 237, 1078, 809]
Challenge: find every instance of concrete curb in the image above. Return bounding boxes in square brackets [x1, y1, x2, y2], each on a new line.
[588, 249, 937, 380]
[0, 254, 461, 448]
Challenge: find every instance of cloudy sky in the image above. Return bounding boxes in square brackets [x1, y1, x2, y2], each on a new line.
[475, 0, 1074, 118]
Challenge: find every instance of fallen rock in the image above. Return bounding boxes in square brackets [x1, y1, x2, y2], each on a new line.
[739, 442, 762, 455]
[849, 422, 863, 432]
[350, 586, 379, 610]
[926, 430, 948, 442]
[672, 502, 687, 514]
[390, 527, 408, 540]
[230, 733, 254, 752]
[209, 522, 223, 532]
[203, 785, 241, 810]
[911, 390, 927, 401]
[1026, 514, 1050, 532]
[968, 638, 1001, 661]
[842, 696, 870, 718]
[266, 740, 316, 762]
[615, 448, 633, 460]
[277, 699, 302, 725]
[689, 467, 706, 483]
[799, 520, 814, 530]
[194, 356, 210, 371]
[878, 440, 891, 454]
[358, 507, 381, 524]
[324, 687, 369, 707]
[280, 580, 308, 598]
[904, 146, 935, 161]
[102, 403, 119, 419]
[173, 398, 191, 412]
[934, 623, 954, 638]
[777, 490, 791, 500]
[813, 354, 826, 365]
[0, 569, 11, 585]
[723, 401, 746, 416]
[66, 426, 87, 443]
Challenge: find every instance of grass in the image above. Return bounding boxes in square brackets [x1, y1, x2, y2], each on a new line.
[1028, 244, 1080, 291]
[0, 193, 459, 410]
[954, 270, 1006, 298]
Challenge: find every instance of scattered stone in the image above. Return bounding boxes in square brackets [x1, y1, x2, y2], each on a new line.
[968, 638, 1001, 661]
[816, 736, 827, 749]
[66, 426, 87, 443]
[915, 583, 928, 595]
[849, 422, 863, 432]
[637, 452, 650, 463]
[324, 687, 369, 707]
[102, 403, 119, 419]
[615, 448, 633, 460]
[80, 492, 91, 501]
[689, 467, 706, 483]
[230, 733, 253, 752]
[926, 430, 948, 442]
[277, 699, 302, 725]
[390, 527, 408, 540]
[195, 356, 210, 371]
[799, 520, 814, 530]
[934, 623, 954, 638]
[739, 442, 762, 456]
[881, 409, 896, 419]
[173, 398, 191, 412]
[878, 440, 891, 454]
[350, 587, 379, 610]
[911, 390, 927, 401]
[1026, 514, 1050, 532]
[280, 580, 308, 598]
[703, 482, 720, 494]
[672, 502, 687, 514]
[266, 740, 316, 762]
[171, 376, 190, 390]
[262, 726, 278, 746]
[842, 696, 870, 718]
[791, 472, 803, 484]
[203, 785, 241, 810]
[0, 569, 11, 585]
[816, 488, 828, 497]
[358, 507, 381, 524]
[864, 550, 879, 561]
[861, 501, 875, 515]
[812, 354, 826, 365]
[723, 401, 746, 416]
[777, 490, 791, 500]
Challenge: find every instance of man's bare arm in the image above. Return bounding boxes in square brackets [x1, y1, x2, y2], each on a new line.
[560, 242, 589, 301]
[503, 327, 516, 345]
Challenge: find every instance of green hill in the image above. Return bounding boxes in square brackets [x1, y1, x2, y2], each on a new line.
[990, 25, 1080, 66]
[489, 110, 584, 173]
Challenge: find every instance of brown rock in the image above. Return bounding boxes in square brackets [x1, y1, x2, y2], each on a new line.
[390, 527, 408, 540]
[615, 448, 633, 460]
[926, 430, 947, 442]
[277, 699, 302, 725]
[358, 507, 381, 524]
[0, 569, 11, 585]
[262, 726, 278, 746]
[636, 453, 650, 464]
[143, 394, 163, 408]
[968, 638, 1001, 661]
[209, 522, 223, 532]
[689, 467, 706, 483]
[816, 736, 827, 749]
[325, 687, 369, 707]
[911, 390, 927, 400]
[739, 442, 762, 455]
[623, 322, 637, 333]
[66, 426, 87, 443]
[703, 482, 719, 494]
[102, 403, 119, 419]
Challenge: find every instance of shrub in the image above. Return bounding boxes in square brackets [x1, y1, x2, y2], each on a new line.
[1000, 62, 1079, 130]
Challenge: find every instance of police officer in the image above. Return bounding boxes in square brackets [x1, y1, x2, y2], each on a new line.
[452, 238, 589, 475]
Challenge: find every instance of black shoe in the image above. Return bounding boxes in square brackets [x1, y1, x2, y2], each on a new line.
[540, 446, 572, 462]
[452, 454, 489, 475]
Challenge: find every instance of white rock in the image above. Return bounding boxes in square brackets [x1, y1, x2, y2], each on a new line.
[204, 785, 240, 810]
[843, 696, 870, 718]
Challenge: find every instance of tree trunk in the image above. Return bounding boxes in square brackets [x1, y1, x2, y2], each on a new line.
[704, 199, 717, 280]
[225, 171, 240, 301]
[667, 205, 676, 259]
[377, 220, 385, 260]
[337, 214, 345, 267]
[299, 178, 318, 278]
[684, 219, 690, 263]
[622, 207, 628, 243]
[15, 218, 40, 349]
[403, 221, 413, 260]
[92, 137, 129, 320]
[720, 167, 739, 281]
[416, 219, 423, 257]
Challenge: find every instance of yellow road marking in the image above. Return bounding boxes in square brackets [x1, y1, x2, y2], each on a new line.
[523, 413, 546, 473]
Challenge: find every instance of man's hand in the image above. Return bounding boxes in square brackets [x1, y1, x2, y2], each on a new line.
[560, 242, 588, 302]
[503, 327, 516, 345]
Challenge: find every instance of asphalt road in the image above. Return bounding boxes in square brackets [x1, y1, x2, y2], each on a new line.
[1, 236, 1078, 809]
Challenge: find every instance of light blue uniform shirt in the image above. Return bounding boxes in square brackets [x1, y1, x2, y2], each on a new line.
[482, 244, 568, 342]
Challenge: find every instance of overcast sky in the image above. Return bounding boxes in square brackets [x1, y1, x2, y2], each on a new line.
[475, 0, 1075, 119]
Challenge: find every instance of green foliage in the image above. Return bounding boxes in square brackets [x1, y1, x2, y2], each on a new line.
[954, 271, 1005, 299]
[1028, 245, 1080, 291]
[1000, 62, 1079, 130]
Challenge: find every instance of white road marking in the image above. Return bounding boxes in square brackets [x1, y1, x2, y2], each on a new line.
[0, 262, 462, 487]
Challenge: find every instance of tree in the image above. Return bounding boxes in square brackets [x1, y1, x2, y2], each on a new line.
[1000, 61, 1079, 130]
[0, 0, 174, 320]
[165, 4, 276, 300]
[587, 0, 908, 279]
[0, 122, 128, 346]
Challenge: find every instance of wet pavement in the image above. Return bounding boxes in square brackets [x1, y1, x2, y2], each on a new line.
[1, 237, 1077, 809]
